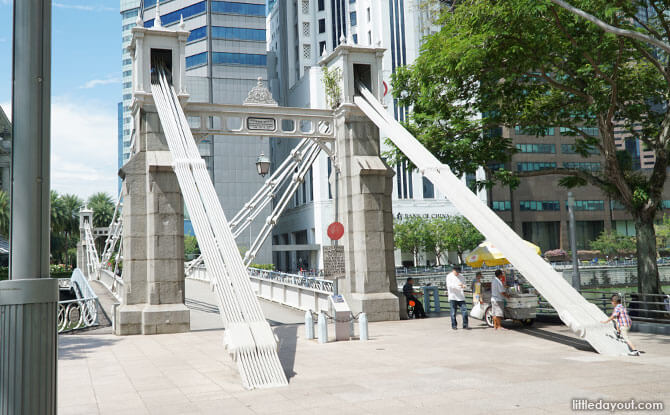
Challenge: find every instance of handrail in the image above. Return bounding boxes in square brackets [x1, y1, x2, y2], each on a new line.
[58, 269, 100, 333]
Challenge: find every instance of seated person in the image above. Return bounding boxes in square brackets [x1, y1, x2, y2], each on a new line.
[402, 277, 426, 318]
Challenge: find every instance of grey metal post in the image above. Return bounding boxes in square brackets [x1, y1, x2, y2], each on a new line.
[567, 192, 580, 290]
[0, 0, 58, 414]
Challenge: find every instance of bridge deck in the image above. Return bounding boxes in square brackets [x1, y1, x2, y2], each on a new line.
[57, 315, 668, 415]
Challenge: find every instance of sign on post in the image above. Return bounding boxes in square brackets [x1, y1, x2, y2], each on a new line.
[322, 245, 345, 280]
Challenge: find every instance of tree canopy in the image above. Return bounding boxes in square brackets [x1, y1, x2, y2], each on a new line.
[391, 0, 669, 293]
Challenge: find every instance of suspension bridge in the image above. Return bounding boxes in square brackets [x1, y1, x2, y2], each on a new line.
[1, 11, 635, 412]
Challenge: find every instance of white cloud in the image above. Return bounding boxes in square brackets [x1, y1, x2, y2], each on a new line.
[80, 77, 121, 89]
[52, 2, 115, 12]
[0, 99, 118, 200]
[50, 97, 118, 199]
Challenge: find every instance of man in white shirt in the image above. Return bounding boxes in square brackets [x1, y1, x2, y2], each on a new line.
[491, 269, 510, 330]
[446, 266, 468, 329]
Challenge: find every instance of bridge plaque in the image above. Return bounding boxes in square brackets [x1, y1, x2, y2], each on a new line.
[323, 245, 345, 280]
[247, 117, 276, 131]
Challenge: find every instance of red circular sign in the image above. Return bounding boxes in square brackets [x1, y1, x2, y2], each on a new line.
[383, 81, 389, 97]
[327, 222, 344, 241]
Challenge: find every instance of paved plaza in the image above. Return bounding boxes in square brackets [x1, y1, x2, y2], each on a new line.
[58, 303, 669, 415]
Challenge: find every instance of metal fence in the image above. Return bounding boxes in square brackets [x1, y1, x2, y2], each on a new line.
[58, 269, 100, 333]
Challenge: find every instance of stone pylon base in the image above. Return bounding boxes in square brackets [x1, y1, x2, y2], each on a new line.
[115, 304, 190, 335]
[348, 292, 400, 322]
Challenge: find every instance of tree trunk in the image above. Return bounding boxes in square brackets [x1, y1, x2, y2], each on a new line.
[634, 217, 662, 294]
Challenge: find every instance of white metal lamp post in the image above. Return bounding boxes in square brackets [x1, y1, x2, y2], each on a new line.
[256, 152, 271, 177]
[567, 192, 581, 290]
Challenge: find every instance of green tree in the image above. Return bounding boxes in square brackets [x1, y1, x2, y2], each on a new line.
[0, 190, 9, 238]
[184, 235, 200, 258]
[655, 214, 670, 249]
[391, 0, 668, 294]
[393, 216, 430, 266]
[444, 216, 485, 265]
[87, 192, 115, 228]
[590, 230, 636, 258]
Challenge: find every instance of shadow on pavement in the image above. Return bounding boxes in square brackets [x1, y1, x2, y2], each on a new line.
[58, 336, 119, 360]
[274, 324, 298, 381]
[515, 324, 595, 352]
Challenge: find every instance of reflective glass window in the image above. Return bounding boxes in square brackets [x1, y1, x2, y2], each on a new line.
[517, 162, 556, 172]
[212, 52, 267, 66]
[212, 26, 266, 41]
[144, 1, 206, 28]
[188, 26, 207, 42]
[520, 200, 560, 211]
[186, 52, 208, 68]
[212, 1, 266, 16]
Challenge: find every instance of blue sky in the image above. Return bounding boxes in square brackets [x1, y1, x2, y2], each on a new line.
[0, 0, 123, 200]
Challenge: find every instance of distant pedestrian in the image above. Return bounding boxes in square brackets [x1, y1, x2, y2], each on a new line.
[491, 269, 509, 330]
[601, 294, 639, 356]
[446, 266, 468, 329]
[403, 277, 426, 318]
[471, 271, 483, 305]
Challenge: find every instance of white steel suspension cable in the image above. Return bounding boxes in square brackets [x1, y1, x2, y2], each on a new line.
[244, 141, 322, 266]
[152, 68, 287, 387]
[230, 138, 311, 236]
[354, 83, 628, 356]
[160, 70, 287, 385]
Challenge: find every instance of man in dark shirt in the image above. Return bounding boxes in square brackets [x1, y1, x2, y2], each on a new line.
[403, 277, 426, 318]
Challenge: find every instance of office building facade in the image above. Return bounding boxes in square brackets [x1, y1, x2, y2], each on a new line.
[120, 0, 142, 174]
[266, 0, 478, 271]
[139, 0, 272, 263]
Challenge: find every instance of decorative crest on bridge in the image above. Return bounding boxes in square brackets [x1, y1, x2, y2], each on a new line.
[244, 77, 278, 107]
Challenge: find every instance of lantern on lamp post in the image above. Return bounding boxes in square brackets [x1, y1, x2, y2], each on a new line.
[255, 152, 271, 177]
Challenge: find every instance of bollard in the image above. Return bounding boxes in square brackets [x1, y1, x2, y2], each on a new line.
[305, 310, 315, 340]
[318, 312, 328, 343]
[359, 312, 368, 341]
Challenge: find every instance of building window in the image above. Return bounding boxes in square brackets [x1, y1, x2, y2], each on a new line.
[211, 1, 266, 16]
[212, 26, 266, 41]
[610, 200, 626, 210]
[123, 9, 139, 18]
[367, 7, 370, 21]
[516, 162, 556, 172]
[561, 143, 599, 154]
[560, 126, 599, 137]
[303, 22, 310, 37]
[352, 34, 358, 44]
[515, 143, 555, 154]
[122, 58, 132, 65]
[122, 94, 132, 100]
[144, 1, 206, 27]
[212, 52, 267, 66]
[186, 52, 208, 68]
[367, 30, 372, 45]
[563, 162, 600, 172]
[318, 18, 326, 33]
[350, 11, 357, 26]
[123, 70, 132, 77]
[492, 201, 511, 211]
[520, 200, 560, 211]
[318, 0, 325, 11]
[515, 126, 555, 136]
[422, 177, 434, 199]
[302, 0, 310, 13]
[319, 41, 327, 55]
[570, 200, 604, 211]
[188, 26, 207, 42]
[123, 82, 132, 88]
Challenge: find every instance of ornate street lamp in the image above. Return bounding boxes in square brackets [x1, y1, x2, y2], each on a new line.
[256, 152, 271, 177]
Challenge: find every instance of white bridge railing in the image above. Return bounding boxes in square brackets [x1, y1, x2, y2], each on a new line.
[186, 265, 334, 312]
[58, 269, 99, 333]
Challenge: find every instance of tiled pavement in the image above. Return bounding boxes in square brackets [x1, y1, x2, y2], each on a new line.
[58, 313, 670, 415]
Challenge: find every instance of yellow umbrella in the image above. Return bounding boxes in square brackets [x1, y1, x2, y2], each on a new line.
[465, 240, 541, 268]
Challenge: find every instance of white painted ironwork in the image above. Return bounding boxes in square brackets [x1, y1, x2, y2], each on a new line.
[100, 194, 123, 270]
[186, 265, 334, 313]
[58, 269, 99, 333]
[83, 222, 101, 280]
[151, 67, 288, 389]
[354, 84, 629, 356]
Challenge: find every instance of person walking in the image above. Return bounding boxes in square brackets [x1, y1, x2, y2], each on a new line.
[491, 269, 509, 330]
[471, 271, 483, 305]
[446, 266, 468, 329]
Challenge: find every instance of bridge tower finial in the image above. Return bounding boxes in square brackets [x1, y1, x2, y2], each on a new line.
[155, 0, 162, 28]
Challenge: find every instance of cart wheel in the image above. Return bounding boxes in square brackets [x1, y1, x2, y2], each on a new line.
[521, 318, 534, 327]
[484, 306, 494, 328]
